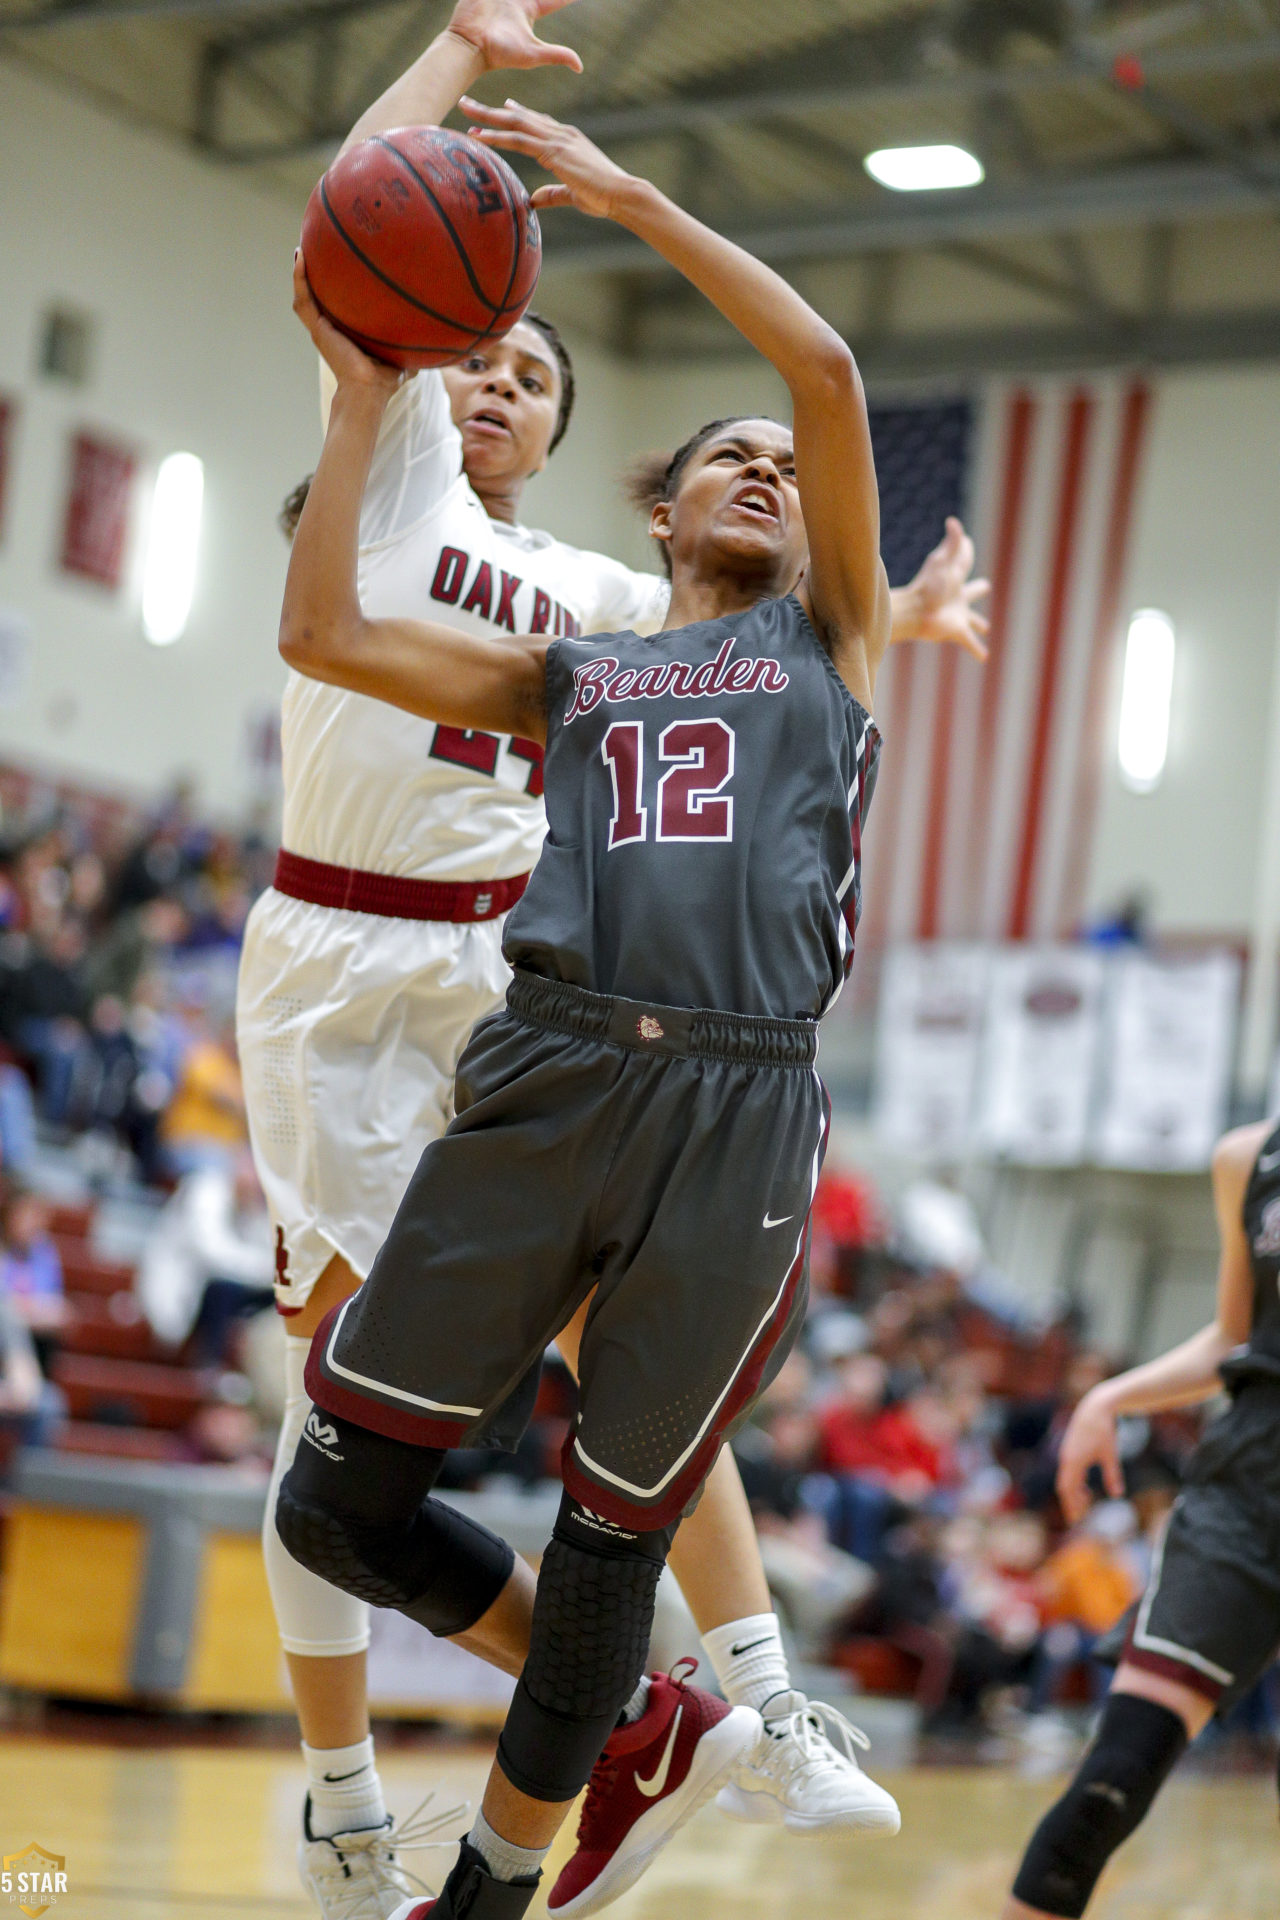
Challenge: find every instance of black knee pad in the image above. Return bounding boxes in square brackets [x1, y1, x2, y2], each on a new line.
[496, 1493, 673, 1803]
[1012, 1694, 1188, 1917]
[277, 1412, 514, 1636]
[402, 1498, 516, 1637]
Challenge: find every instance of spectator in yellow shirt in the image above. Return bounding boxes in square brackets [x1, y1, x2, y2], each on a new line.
[1028, 1501, 1140, 1712]
[162, 1017, 246, 1173]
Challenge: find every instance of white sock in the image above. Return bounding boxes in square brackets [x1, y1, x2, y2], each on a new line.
[619, 1675, 651, 1725]
[302, 1737, 387, 1839]
[701, 1613, 792, 1715]
[468, 1811, 547, 1885]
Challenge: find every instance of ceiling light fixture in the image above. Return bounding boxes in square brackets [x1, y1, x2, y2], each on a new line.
[863, 144, 985, 192]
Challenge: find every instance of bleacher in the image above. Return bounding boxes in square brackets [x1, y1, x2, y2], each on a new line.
[39, 1194, 221, 1465]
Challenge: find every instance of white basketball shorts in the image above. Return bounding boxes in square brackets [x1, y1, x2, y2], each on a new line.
[236, 886, 511, 1312]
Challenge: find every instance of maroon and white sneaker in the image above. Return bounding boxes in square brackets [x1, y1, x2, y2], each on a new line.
[547, 1660, 761, 1917]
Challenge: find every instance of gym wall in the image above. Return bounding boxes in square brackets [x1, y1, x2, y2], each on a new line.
[0, 56, 1276, 944]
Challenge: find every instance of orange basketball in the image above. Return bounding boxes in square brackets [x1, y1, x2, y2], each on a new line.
[300, 125, 542, 369]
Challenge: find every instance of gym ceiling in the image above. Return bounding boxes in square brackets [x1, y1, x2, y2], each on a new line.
[3, 0, 1280, 377]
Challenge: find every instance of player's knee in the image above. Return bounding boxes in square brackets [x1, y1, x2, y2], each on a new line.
[1012, 1695, 1188, 1917]
[494, 1494, 674, 1802]
[402, 1498, 516, 1638]
[275, 1472, 393, 1604]
[276, 1422, 513, 1635]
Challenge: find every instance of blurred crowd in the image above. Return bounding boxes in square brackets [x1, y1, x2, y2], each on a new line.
[0, 771, 272, 1187]
[0, 769, 279, 1473]
[724, 1169, 1230, 1746]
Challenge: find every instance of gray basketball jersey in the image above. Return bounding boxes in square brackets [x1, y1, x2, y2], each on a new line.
[1223, 1120, 1280, 1386]
[503, 593, 881, 1020]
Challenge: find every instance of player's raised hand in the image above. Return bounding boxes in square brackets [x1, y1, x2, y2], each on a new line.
[448, 0, 583, 74]
[1055, 1387, 1125, 1526]
[462, 98, 635, 218]
[900, 516, 991, 662]
[292, 251, 403, 398]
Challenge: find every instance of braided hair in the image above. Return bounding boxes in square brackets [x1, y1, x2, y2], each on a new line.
[521, 312, 576, 454]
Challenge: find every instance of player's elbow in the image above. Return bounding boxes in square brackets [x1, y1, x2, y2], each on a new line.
[278, 607, 352, 678]
[794, 330, 859, 401]
[278, 611, 320, 673]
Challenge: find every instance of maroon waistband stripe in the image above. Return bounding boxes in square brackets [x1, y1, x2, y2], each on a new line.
[272, 849, 530, 924]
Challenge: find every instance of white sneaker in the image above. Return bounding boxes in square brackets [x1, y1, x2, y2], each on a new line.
[715, 1691, 902, 1835]
[298, 1793, 466, 1920]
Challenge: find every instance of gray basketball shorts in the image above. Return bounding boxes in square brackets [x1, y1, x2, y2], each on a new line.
[305, 970, 828, 1530]
[1123, 1380, 1280, 1711]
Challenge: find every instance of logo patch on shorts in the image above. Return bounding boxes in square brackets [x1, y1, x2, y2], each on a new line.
[637, 1015, 665, 1042]
[473, 892, 493, 916]
[303, 1410, 344, 1461]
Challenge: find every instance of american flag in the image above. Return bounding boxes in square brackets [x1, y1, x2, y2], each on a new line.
[861, 378, 1152, 954]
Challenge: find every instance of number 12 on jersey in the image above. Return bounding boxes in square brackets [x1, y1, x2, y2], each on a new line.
[601, 719, 735, 847]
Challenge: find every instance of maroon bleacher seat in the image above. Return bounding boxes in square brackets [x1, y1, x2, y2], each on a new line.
[51, 1353, 211, 1429]
[56, 1249, 136, 1297]
[60, 1301, 174, 1364]
[46, 1201, 94, 1245]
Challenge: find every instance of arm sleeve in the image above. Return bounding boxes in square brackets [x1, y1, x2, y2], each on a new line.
[573, 552, 671, 637]
[318, 357, 463, 548]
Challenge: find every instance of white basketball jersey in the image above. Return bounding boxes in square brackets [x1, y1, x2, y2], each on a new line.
[281, 369, 669, 882]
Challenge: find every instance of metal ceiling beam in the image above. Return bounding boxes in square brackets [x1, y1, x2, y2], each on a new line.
[641, 306, 1280, 382]
[0, 0, 315, 22]
[535, 150, 1280, 277]
[188, 23, 1280, 164]
[939, 240, 1104, 317]
[553, 34, 1280, 145]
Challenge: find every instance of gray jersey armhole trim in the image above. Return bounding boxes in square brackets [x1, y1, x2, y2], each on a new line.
[784, 593, 880, 746]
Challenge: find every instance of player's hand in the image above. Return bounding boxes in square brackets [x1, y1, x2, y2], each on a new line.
[899, 517, 991, 662]
[462, 98, 635, 219]
[448, 0, 583, 75]
[292, 251, 403, 398]
[1055, 1387, 1125, 1526]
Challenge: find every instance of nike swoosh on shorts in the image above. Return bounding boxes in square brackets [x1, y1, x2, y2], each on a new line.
[763, 1213, 794, 1229]
[636, 1706, 684, 1798]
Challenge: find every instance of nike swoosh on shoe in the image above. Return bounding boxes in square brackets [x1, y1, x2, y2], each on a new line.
[636, 1707, 683, 1798]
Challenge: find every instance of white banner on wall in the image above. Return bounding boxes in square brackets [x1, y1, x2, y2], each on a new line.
[874, 943, 990, 1158]
[977, 946, 1107, 1164]
[1094, 950, 1241, 1170]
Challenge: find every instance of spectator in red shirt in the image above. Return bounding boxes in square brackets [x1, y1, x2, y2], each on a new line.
[818, 1352, 947, 1500]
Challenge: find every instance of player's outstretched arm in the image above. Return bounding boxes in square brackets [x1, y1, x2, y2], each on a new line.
[465, 97, 890, 707]
[280, 259, 547, 742]
[889, 517, 990, 661]
[340, 0, 581, 155]
[1055, 1120, 1266, 1524]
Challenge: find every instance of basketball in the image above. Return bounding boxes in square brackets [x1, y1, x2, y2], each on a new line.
[300, 125, 542, 369]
